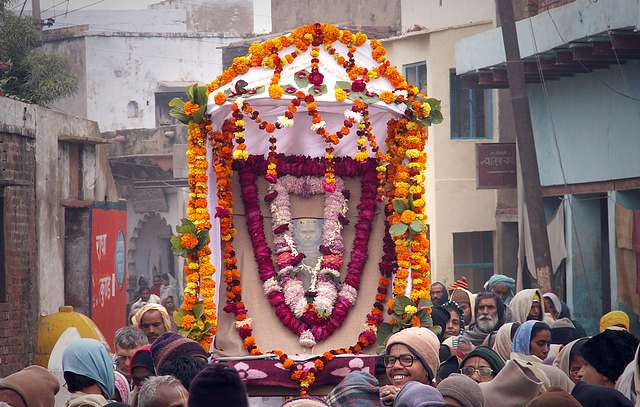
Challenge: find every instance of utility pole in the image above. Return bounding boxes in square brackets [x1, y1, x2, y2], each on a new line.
[495, 0, 553, 293]
[31, 0, 41, 30]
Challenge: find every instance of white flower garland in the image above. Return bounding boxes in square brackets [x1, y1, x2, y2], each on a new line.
[267, 175, 350, 341]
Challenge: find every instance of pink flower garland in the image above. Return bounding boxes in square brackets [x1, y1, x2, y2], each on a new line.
[236, 155, 379, 347]
[268, 175, 349, 329]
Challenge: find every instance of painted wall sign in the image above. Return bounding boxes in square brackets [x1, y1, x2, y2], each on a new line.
[91, 204, 127, 349]
[476, 142, 517, 189]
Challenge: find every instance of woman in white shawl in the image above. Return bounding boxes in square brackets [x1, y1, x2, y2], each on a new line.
[509, 288, 545, 323]
[492, 322, 519, 361]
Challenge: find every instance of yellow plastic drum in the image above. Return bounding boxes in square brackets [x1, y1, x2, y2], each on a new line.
[34, 306, 106, 367]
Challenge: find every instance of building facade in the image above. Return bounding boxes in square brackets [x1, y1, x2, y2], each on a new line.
[39, 2, 250, 306]
[0, 96, 119, 375]
[456, 0, 640, 334]
[383, 0, 503, 291]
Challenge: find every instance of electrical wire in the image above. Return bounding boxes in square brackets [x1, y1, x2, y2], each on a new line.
[18, 0, 27, 17]
[41, 0, 70, 13]
[48, 0, 104, 19]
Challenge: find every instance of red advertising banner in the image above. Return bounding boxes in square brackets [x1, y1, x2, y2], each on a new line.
[91, 203, 127, 350]
[476, 143, 517, 189]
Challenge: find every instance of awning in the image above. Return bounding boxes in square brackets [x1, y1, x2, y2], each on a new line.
[455, 0, 640, 88]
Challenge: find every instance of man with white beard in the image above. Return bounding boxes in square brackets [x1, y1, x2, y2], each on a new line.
[463, 292, 506, 346]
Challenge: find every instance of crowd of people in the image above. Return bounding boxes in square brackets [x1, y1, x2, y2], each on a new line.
[0, 275, 639, 407]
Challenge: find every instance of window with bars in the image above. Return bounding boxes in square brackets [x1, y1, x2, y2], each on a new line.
[453, 231, 494, 293]
[450, 69, 493, 139]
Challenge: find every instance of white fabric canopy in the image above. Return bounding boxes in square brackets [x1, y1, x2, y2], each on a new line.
[207, 40, 404, 157]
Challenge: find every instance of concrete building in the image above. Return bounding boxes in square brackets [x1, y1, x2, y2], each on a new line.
[456, 0, 640, 334]
[382, 0, 502, 291]
[38, 0, 256, 305]
[0, 96, 119, 375]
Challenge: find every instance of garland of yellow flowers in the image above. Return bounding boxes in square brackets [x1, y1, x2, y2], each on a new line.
[385, 117, 431, 308]
[179, 121, 217, 350]
[171, 21, 441, 383]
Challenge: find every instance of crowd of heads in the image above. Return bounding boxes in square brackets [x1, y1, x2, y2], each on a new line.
[1, 273, 639, 407]
[362, 275, 640, 407]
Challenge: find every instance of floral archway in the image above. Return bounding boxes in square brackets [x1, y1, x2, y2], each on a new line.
[169, 23, 442, 395]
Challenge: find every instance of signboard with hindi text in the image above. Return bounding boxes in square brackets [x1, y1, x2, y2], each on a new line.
[90, 202, 127, 349]
[476, 143, 517, 189]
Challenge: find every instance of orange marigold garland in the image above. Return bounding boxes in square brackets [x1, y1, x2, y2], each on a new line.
[169, 117, 218, 351]
[167, 23, 444, 393]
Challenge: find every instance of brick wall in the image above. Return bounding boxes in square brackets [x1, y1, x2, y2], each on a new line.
[0, 133, 38, 376]
[511, 0, 576, 20]
[538, 0, 576, 12]
[525, 0, 576, 17]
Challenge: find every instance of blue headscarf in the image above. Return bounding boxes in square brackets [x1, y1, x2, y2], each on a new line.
[484, 274, 516, 305]
[511, 320, 538, 355]
[62, 338, 114, 399]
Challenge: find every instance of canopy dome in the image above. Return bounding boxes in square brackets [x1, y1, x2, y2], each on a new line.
[200, 23, 439, 157]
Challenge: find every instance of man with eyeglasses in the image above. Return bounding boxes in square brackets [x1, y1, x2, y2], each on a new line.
[381, 327, 440, 406]
[459, 346, 505, 384]
[113, 326, 149, 382]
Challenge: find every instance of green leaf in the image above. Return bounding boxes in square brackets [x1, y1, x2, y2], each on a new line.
[294, 70, 310, 88]
[376, 322, 394, 354]
[420, 313, 433, 327]
[173, 309, 186, 325]
[392, 198, 408, 214]
[424, 98, 441, 111]
[348, 91, 364, 102]
[430, 109, 443, 125]
[192, 110, 203, 124]
[335, 81, 351, 90]
[392, 296, 413, 315]
[194, 85, 209, 107]
[361, 94, 380, 104]
[253, 85, 265, 94]
[176, 224, 190, 235]
[389, 223, 408, 237]
[308, 84, 327, 96]
[418, 298, 432, 309]
[178, 327, 194, 337]
[168, 111, 190, 125]
[193, 302, 204, 319]
[168, 98, 185, 108]
[430, 324, 442, 336]
[169, 236, 187, 256]
[409, 220, 424, 233]
[186, 84, 195, 101]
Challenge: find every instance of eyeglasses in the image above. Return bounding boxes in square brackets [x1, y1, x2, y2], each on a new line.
[460, 366, 494, 378]
[113, 355, 131, 371]
[383, 354, 415, 368]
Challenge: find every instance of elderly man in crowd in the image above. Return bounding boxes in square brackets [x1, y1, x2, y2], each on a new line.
[464, 292, 506, 346]
[137, 375, 188, 407]
[113, 326, 148, 381]
[484, 274, 516, 305]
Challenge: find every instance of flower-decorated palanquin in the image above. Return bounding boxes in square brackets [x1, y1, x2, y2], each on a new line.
[169, 23, 442, 395]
